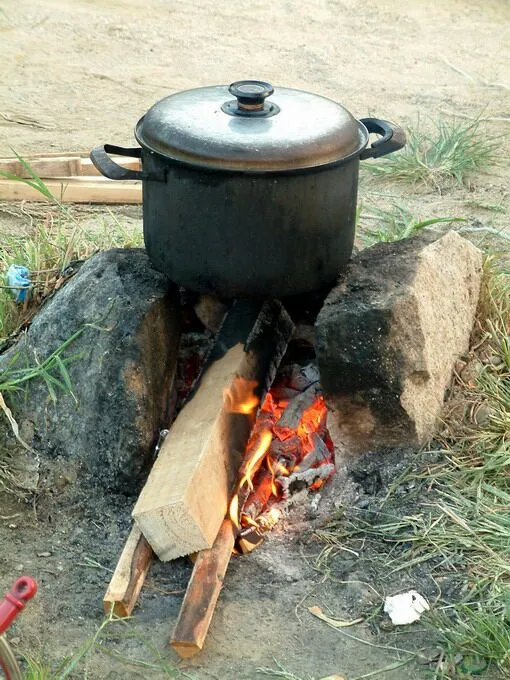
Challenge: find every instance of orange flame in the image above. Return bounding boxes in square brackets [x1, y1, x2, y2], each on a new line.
[229, 375, 334, 545]
[223, 377, 259, 414]
[229, 494, 240, 531]
[229, 429, 272, 529]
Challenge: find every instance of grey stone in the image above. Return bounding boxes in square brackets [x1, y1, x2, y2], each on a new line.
[1, 249, 180, 494]
[315, 230, 483, 450]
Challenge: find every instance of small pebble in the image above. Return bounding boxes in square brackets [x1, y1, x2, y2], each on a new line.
[473, 403, 492, 426]
[358, 499, 370, 509]
[15, 564, 23, 571]
[482, 353, 504, 367]
[8, 524, 17, 529]
[310, 493, 321, 512]
[37, 551, 52, 558]
[9, 637, 20, 647]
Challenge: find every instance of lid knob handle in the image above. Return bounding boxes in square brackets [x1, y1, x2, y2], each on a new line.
[228, 80, 274, 113]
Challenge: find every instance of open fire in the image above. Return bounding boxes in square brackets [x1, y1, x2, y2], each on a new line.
[227, 365, 335, 554]
[113, 298, 335, 657]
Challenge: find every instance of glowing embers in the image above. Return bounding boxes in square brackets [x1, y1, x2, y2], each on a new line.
[229, 364, 335, 553]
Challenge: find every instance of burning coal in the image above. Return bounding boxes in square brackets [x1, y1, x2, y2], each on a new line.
[225, 365, 335, 553]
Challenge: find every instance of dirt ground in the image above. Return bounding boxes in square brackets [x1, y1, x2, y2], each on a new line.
[0, 0, 509, 679]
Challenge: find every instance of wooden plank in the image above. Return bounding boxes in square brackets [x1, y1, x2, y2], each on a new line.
[3, 150, 88, 158]
[103, 525, 153, 617]
[133, 342, 247, 561]
[170, 519, 235, 658]
[0, 178, 142, 204]
[132, 300, 294, 562]
[0, 157, 82, 178]
[0, 156, 140, 179]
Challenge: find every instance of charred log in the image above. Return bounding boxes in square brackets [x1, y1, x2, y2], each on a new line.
[274, 381, 322, 436]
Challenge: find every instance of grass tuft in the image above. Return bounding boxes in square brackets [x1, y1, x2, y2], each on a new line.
[362, 118, 498, 190]
[257, 662, 312, 679]
[21, 611, 193, 679]
[357, 200, 465, 246]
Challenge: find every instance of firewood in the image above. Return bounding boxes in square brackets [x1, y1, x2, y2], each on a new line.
[103, 525, 153, 617]
[274, 381, 322, 435]
[170, 519, 235, 658]
[278, 463, 335, 498]
[268, 385, 301, 401]
[133, 300, 294, 561]
[269, 435, 302, 463]
[296, 433, 331, 472]
[237, 524, 265, 554]
[241, 468, 274, 521]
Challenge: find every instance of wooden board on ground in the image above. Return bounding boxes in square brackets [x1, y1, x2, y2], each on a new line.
[132, 300, 294, 562]
[0, 178, 142, 204]
[103, 525, 153, 618]
[0, 154, 140, 178]
[170, 519, 235, 658]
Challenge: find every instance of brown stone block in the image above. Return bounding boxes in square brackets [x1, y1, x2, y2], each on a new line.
[315, 230, 483, 450]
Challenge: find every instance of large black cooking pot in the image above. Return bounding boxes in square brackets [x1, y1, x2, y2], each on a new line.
[91, 80, 405, 298]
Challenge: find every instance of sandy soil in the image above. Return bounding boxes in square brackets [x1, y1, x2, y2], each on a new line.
[0, 1, 509, 678]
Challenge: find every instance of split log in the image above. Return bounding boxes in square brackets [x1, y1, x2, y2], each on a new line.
[170, 519, 235, 658]
[237, 524, 265, 554]
[278, 463, 335, 498]
[269, 435, 302, 463]
[241, 468, 274, 522]
[296, 432, 332, 472]
[103, 525, 153, 617]
[274, 381, 322, 435]
[133, 300, 294, 561]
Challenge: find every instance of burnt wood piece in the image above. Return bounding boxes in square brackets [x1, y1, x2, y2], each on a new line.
[296, 432, 332, 472]
[133, 300, 294, 561]
[267, 386, 301, 402]
[284, 362, 320, 391]
[269, 435, 302, 464]
[103, 526, 153, 617]
[237, 524, 265, 554]
[274, 381, 322, 435]
[278, 463, 335, 498]
[241, 469, 274, 522]
[170, 519, 235, 658]
[193, 294, 228, 333]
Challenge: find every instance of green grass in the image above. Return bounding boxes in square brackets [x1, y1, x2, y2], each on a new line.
[22, 611, 193, 679]
[357, 200, 465, 246]
[0, 151, 142, 342]
[362, 118, 498, 190]
[257, 662, 312, 679]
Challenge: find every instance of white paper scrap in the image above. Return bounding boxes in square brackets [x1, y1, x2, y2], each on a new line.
[383, 590, 430, 625]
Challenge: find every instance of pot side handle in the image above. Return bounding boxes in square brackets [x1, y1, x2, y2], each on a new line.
[359, 119, 406, 160]
[90, 144, 165, 181]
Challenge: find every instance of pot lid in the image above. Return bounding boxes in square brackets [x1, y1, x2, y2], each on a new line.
[134, 80, 368, 172]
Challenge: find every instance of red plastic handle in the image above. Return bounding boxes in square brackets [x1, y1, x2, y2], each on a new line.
[0, 577, 37, 634]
